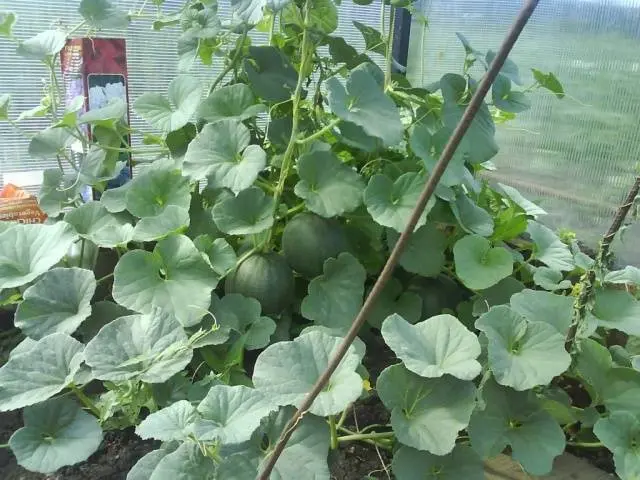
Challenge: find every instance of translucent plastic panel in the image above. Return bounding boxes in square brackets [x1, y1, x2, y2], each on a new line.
[0, 0, 385, 188]
[407, 0, 640, 265]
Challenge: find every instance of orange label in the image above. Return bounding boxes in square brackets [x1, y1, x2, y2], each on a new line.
[0, 184, 47, 224]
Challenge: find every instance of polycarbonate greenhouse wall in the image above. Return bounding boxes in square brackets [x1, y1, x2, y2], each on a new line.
[407, 0, 640, 265]
[1, 0, 639, 265]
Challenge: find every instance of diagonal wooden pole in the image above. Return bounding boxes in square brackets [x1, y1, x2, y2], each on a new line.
[257, 1, 541, 477]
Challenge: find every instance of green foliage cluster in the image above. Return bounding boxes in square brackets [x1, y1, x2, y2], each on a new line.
[0, 1, 638, 479]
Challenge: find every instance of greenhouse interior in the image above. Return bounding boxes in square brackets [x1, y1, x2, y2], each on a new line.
[0, 0, 639, 478]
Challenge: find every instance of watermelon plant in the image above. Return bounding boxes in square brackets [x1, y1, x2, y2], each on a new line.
[1, 0, 640, 479]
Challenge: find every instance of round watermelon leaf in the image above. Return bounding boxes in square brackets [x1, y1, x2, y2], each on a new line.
[509, 288, 574, 335]
[192, 384, 278, 444]
[468, 379, 565, 476]
[124, 165, 191, 219]
[131, 205, 190, 242]
[113, 234, 217, 327]
[326, 65, 403, 146]
[216, 406, 330, 480]
[64, 202, 134, 248]
[14, 267, 96, 340]
[365, 172, 433, 233]
[475, 305, 571, 390]
[148, 442, 216, 480]
[0, 333, 84, 411]
[183, 119, 267, 189]
[391, 445, 484, 480]
[532, 267, 571, 291]
[211, 186, 275, 235]
[134, 75, 202, 133]
[381, 313, 482, 381]
[197, 83, 266, 124]
[300, 252, 366, 332]
[377, 364, 476, 455]
[84, 309, 193, 383]
[592, 288, 640, 336]
[453, 234, 513, 290]
[294, 149, 365, 218]
[0, 222, 78, 290]
[9, 397, 102, 474]
[16, 30, 66, 60]
[386, 223, 447, 277]
[252, 330, 363, 416]
[526, 221, 575, 271]
[594, 412, 640, 480]
[135, 400, 198, 443]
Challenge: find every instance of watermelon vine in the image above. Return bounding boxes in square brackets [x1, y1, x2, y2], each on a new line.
[0, 1, 639, 479]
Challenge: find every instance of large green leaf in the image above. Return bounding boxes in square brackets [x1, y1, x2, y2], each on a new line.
[381, 313, 482, 381]
[136, 400, 198, 442]
[113, 235, 216, 327]
[353, 21, 386, 56]
[14, 267, 95, 340]
[605, 266, 640, 286]
[208, 294, 276, 350]
[65, 202, 134, 247]
[281, 0, 336, 34]
[300, 253, 366, 332]
[526, 221, 575, 271]
[410, 124, 467, 187]
[468, 379, 565, 476]
[0, 333, 84, 411]
[79, 98, 127, 127]
[125, 165, 191, 218]
[391, 445, 484, 480]
[326, 65, 403, 146]
[0, 222, 78, 289]
[193, 385, 277, 444]
[497, 183, 547, 217]
[79, 0, 130, 29]
[532, 69, 565, 99]
[244, 46, 298, 103]
[38, 168, 85, 217]
[475, 305, 571, 390]
[592, 288, 640, 335]
[216, 406, 330, 479]
[509, 288, 574, 335]
[131, 205, 190, 242]
[197, 83, 265, 124]
[127, 444, 180, 480]
[16, 30, 66, 60]
[574, 338, 613, 404]
[149, 442, 216, 480]
[252, 330, 363, 416]
[453, 235, 513, 290]
[134, 75, 201, 133]
[84, 309, 192, 383]
[9, 397, 102, 474]
[294, 150, 364, 218]
[101, 182, 131, 213]
[193, 235, 237, 278]
[212, 186, 274, 235]
[386, 223, 447, 277]
[450, 194, 494, 237]
[602, 367, 640, 416]
[28, 126, 74, 158]
[486, 51, 522, 85]
[492, 74, 531, 113]
[377, 364, 476, 455]
[183, 119, 266, 189]
[594, 412, 640, 480]
[364, 172, 432, 233]
[366, 278, 422, 329]
[532, 267, 571, 291]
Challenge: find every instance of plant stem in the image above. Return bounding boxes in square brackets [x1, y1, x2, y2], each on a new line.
[264, 0, 313, 250]
[96, 272, 114, 285]
[337, 431, 395, 443]
[567, 441, 604, 449]
[255, 178, 277, 194]
[329, 415, 339, 450]
[69, 384, 101, 417]
[566, 174, 640, 351]
[336, 405, 350, 429]
[296, 118, 341, 144]
[0, 444, 8, 449]
[268, 12, 276, 46]
[208, 29, 248, 96]
[285, 203, 305, 217]
[384, 6, 396, 90]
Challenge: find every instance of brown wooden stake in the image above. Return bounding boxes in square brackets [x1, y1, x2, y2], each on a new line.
[257, 1, 541, 477]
